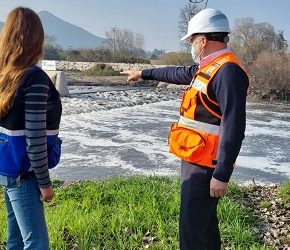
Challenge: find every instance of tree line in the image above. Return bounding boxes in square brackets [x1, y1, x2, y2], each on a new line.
[44, 3, 290, 101]
[44, 27, 153, 64]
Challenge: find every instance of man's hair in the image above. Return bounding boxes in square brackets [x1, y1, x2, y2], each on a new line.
[204, 32, 229, 43]
[0, 7, 44, 118]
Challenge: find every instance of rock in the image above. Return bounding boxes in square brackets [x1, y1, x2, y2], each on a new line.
[157, 82, 169, 88]
[241, 184, 290, 249]
[166, 83, 186, 90]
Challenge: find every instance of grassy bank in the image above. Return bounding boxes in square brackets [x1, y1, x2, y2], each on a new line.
[0, 176, 288, 249]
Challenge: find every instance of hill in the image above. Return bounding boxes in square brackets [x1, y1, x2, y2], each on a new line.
[38, 11, 105, 49]
[0, 12, 105, 49]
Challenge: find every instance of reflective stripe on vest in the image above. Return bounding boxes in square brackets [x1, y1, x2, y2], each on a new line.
[169, 51, 243, 168]
[178, 116, 220, 135]
[0, 127, 59, 136]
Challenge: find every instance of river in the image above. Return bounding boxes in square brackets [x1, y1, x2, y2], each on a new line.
[50, 86, 290, 185]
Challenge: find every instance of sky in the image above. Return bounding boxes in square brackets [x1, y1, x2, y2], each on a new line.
[0, 0, 289, 52]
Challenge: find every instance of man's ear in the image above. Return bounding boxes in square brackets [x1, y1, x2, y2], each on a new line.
[201, 36, 208, 48]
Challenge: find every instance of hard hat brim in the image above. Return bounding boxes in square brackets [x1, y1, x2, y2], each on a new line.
[181, 33, 192, 41]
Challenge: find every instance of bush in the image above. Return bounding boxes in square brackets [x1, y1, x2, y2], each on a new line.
[83, 64, 120, 76]
[248, 51, 290, 99]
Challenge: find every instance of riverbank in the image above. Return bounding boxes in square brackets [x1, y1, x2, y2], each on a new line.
[0, 177, 288, 249]
[65, 71, 163, 88]
[64, 71, 290, 102]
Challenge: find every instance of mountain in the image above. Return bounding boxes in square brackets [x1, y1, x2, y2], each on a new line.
[38, 10, 105, 49]
[1, 12, 105, 49]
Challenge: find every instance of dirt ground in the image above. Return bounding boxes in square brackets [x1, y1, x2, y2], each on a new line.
[64, 71, 149, 86]
[63, 71, 191, 92]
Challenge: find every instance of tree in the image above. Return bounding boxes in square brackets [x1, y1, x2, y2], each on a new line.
[178, 2, 201, 51]
[249, 51, 290, 99]
[44, 35, 62, 60]
[276, 30, 288, 52]
[148, 49, 165, 60]
[86, 48, 112, 62]
[229, 18, 288, 65]
[44, 35, 57, 48]
[104, 27, 146, 61]
[188, 0, 208, 6]
[66, 50, 81, 61]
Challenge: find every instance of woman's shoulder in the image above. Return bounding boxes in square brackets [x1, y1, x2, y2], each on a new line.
[28, 66, 50, 80]
[24, 66, 52, 88]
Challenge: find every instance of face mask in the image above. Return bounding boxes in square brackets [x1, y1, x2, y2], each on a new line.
[191, 46, 198, 63]
[191, 38, 203, 63]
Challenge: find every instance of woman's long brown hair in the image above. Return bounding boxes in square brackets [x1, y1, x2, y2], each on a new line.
[0, 7, 44, 118]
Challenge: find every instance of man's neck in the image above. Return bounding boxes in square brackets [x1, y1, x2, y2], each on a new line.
[202, 42, 227, 58]
[199, 48, 231, 69]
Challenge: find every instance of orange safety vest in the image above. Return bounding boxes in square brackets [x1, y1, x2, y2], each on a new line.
[169, 52, 244, 168]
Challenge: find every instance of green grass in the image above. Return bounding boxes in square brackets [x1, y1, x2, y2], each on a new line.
[258, 200, 271, 209]
[1, 177, 288, 249]
[278, 181, 290, 208]
[0, 196, 6, 250]
[277, 182, 290, 246]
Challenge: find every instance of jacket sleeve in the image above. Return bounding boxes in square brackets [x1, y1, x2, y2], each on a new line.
[141, 65, 198, 85]
[211, 63, 249, 182]
[25, 71, 52, 188]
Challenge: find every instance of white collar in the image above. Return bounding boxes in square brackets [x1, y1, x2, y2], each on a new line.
[199, 48, 231, 69]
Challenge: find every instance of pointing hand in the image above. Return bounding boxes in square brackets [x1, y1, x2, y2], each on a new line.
[120, 70, 142, 82]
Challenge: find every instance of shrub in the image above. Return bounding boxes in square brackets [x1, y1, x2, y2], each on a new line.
[248, 51, 290, 99]
[83, 64, 120, 76]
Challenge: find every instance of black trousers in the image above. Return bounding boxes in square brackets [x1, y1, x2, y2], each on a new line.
[179, 161, 221, 250]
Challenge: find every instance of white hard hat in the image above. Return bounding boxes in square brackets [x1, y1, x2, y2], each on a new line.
[181, 8, 230, 41]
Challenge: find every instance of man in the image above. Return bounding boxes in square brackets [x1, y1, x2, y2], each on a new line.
[121, 8, 248, 250]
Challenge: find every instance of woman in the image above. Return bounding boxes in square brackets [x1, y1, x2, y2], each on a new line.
[0, 7, 62, 249]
